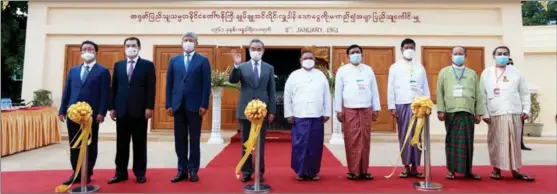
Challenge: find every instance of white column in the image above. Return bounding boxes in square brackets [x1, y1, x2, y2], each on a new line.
[208, 87, 224, 144]
[329, 97, 344, 144]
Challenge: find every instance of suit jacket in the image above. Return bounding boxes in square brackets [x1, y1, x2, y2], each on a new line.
[59, 63, 111, 118]
[229, 61, 277, 119]
[110, 57, 156, 118]
[165, 52, 211, 112]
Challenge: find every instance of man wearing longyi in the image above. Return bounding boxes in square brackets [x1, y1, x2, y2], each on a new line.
[58, 40, 111, 185]
[229, 38, 277, 182]
[166, 32, 211, 183]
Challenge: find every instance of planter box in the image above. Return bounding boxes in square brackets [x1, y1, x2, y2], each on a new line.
[523, 123, 543, 137]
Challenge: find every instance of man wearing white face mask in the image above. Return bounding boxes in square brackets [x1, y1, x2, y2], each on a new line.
[480, 46, 534, 182]
[229, 38, 277, 182]
[387, 38, 430, 178]
[108, 37, 155, 184]
[166, 32, 211, 183]
[436, 46, 483, 180]
[58, 40, 111, 185]
[284, 51, 331, 181]
[334, 44, 380, 180]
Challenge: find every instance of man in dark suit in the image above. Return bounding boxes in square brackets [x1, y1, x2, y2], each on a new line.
[108, 37, 156, 184]
[58, 40, 111, 185]
[507, 58, 532, 151]
[166, 32, 211, 183]
[229, 38, 277, 182]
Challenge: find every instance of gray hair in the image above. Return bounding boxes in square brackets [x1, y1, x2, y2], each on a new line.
[182, 32, 198, 42]
[249, 38, 264, 48]
[452, 46, 467, 54]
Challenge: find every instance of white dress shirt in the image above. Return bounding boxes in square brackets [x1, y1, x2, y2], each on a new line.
[480, 66, 530, 118]
[387, 59, 430, 110]
[234, 60, 261, 77]
[126, 56, 139, 74]
[334, 63, 381, 112]
[284, 68, 332, 118]
[81, 61, 96, 78]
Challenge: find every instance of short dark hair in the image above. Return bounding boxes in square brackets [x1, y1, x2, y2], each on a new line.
[453, 46, 467, 55]
[508, 58, 514, 65]
[81, 40, 98, 52]
[249, 38, 264, 48]
[124, 37, 141, 47]
[400, 38, 416, 48]
[492, 46, 511, 56]
[346, 44, 362, 55]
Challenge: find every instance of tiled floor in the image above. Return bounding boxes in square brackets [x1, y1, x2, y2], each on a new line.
[2, 137, 556, 172]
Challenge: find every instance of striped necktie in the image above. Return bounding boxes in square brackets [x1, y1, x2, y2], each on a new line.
[82, 66, 90, 83]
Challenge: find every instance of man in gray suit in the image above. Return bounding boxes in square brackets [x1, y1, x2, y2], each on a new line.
[229, 38, 276, 182]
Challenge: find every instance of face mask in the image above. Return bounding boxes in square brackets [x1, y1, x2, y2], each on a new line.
[495, 56, 509, 66]
[125, 47, 139, 57]
[403, 49, 415, 59]
[182, 42, 195, 52]
[250, 51, 262, 61]
[349, 53, 362, 64]
[301, 59, 315, 69]
[81, 52, 95, 61]
[452, 55, 465, 66]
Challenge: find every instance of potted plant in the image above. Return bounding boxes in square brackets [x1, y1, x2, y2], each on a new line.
[208, 67, 240, 144]
[524, 92, 543, 137]
[32, 89, 53, 107]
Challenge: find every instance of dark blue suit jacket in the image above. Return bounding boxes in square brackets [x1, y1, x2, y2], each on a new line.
[165, 52, 211, 113]
[59, 63, 111, 117]
[111, 57, 156, 118]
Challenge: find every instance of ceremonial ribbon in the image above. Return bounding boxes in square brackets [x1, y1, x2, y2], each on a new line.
[234, 99, 268, 179]
[385, 96, 433, 178]
[55, 102, 94, 193]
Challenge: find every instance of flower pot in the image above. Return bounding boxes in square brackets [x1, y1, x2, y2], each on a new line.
[523, 123, 543, 137]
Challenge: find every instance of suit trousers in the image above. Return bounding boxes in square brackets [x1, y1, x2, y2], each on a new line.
[67, 118, 99, 177]
[173, 104, 202, 173]
[240, 119, 268, 175]
[115, 113, 148, 177]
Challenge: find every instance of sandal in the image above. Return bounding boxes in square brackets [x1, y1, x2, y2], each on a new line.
[296, 175, 306, 181]
[512, 172, 535, 182]
[399, 171, 411, 178]
[446, 172, 456, 180]
[411, 172, 425, 178]
[360, 173, 374, 180]
[465, 173, 481, 180]
[309, 176, 320, 181]
[490, 171, 502, 180]
[346, 173, 358, 180]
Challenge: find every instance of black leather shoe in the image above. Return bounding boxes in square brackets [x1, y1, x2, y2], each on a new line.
[136, 176, 147, 184]
[521, 145, 532, 150]
[107, 176, 128, 184]
[241, 174, 252, 182]
[189, 172, 199, 182]
[63, 176, 91, 185]
[259, 174, 265, 182]
[170, 172, 187, 183]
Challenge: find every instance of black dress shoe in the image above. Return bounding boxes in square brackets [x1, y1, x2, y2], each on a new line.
[241, 174, 252, 182]
[189, 172, 199, 182]
[259, 174, 265, 182]
[136, 176, 147, 184]
[521, 145, 532, 150]
[63, 176, 91, 185]
[107, 176, 128, 184]
[170, 172, 187, 183]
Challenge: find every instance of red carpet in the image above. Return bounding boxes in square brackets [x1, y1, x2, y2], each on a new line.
[230, 131, 292, 142]
[2, 142, 556, 193]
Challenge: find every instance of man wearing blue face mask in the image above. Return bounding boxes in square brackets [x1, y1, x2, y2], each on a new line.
[387, 38, 430, 178]
[480, 46, 535, 182]
[334, 44, 381, 180]
[436, 46, 484, 180]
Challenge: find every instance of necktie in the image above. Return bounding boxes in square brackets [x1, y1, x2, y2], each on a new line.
[253, 62, 259, 84]
[185, 54, 191, 73]
[128, 60, 134, 81]
[82, 66, 90, 83]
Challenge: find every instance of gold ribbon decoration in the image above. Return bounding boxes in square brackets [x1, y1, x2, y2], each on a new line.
[55, 102, 93, 193]
[2, 1, 8, 11]
[234, 99, 268, 179]
[385, 96, 433, 178]
[541, 1, 548, 11]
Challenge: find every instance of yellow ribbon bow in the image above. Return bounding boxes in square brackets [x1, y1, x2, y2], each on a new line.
[385, 96, 433, 178]
[55, 102, 94, 193]
[235, 99, 268, 179]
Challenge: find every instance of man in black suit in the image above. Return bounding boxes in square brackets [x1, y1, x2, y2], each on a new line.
[108, 37, 156, 184]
